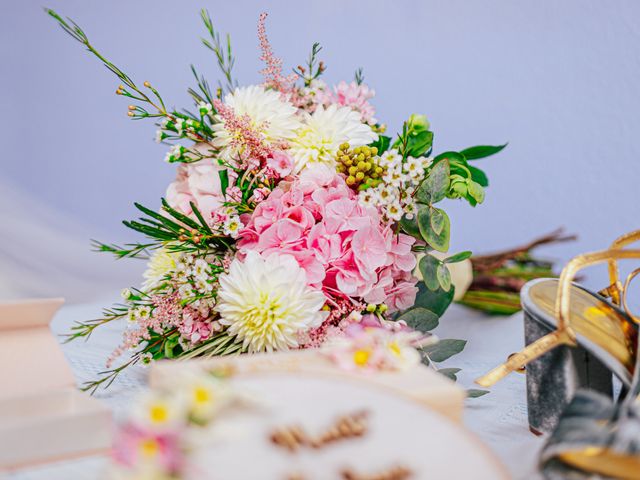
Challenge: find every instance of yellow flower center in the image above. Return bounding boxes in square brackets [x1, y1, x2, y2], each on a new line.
[353, 349, 371, 366]
[139, 438, 160, 458]
[388, 341, 402, 357]
[193, 386, 212, 405]
[149, 404, 169, 424]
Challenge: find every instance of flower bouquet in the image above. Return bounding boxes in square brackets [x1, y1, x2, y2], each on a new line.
[47, 9, 505, 392]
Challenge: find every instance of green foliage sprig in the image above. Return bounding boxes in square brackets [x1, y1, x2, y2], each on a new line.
[200, 9, 237, 94]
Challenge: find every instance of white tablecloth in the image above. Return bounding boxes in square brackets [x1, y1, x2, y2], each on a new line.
[4, 298, 545, 480]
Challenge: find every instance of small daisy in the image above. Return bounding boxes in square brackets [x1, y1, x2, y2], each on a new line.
[223, 215, 242, 238]
[358, 189, 377, 207]
[192, 258, 210, 279]
[386, 200, 404, 221]
[377, 185, 397, 204]
[136, 305, 152, 320]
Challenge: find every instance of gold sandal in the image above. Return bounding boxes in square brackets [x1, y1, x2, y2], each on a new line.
[476, 230, 640, 434]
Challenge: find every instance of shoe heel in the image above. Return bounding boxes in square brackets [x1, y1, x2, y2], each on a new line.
[524, 309, 613, 435]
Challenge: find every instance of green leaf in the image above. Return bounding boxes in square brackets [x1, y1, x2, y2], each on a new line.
[468, 165, 489, 187]
[467, 389, 490, 398]
[160, 199, 201, 230]
[434, 151, 465, 164]
[418, 254, 441, 291]
[438, 367, 461, 381]
[370, 135, 391, 155]
[444, 251, 472, 263]
[189, 202, 213, 234]
[413, 282, 455, 317]
[460, 144, 507, 160]
[406, 129, 433, 158]
[423, 339, 467, 363]
[468, 181, 485, 204]
[417, 160, 450, 204]
[219, 169, 229, 195]
[418, 207, 450, 252]
[397, 307, 439, 332]
[437, 263, 452, 292]
[164, 334, 181, 358]
[399, 214, 421, 239]
[430, 207, 445, 235]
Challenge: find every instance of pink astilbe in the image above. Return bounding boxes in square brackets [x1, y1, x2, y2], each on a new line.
[257, 12, 297, 94]
[212, 99, 276, 166]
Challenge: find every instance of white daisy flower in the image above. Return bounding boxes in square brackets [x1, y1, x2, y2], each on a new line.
[215, 251, 327, 353]
[178, 284, 194, 299]
[379, 149, 402, 167]
[383, 165, 405, 187]
[358, 189, 376, 207]
[138, 305, 152, 318]
[421, 156, 434, 169]
[223, 215, 242, 238]
[211, 85, 301, 160]
[288, 104, 378, 172]
[192, 258, 210, 279]
[377, 185, 397, 204]
[386, 200, 404, 221]
[403, 156, 424, 178]
[131, 392, 186, 432]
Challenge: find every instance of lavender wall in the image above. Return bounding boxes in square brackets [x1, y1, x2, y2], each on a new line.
[3, 0, 640, 295]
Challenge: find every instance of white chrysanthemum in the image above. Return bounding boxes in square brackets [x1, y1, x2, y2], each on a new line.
[289, 104, 378, 172]
[142, 247, 179, 291]
[211, 85, 301, 159]
[215, 251, 327, 353]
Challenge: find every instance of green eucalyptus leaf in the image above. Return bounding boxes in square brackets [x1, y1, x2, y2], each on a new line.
[467, 389, 490, 398]
[418, 254, 441, 291]
[399, 214, 421, 239]
[437, 263, 452, 292]
[430, 207, 446, 235]
[397, 307, 439, 332]
[444, 251, 472, 263]
[413, 282, 455, 317]
[423, 339, 467, 362]
[423, 160, 450, 204]
[418, 207, 450, 252]
[438, 367, 461, 381]
[460, 144, 507, 160]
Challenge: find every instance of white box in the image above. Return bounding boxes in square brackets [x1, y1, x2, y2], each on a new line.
[0, 298, 112, 470]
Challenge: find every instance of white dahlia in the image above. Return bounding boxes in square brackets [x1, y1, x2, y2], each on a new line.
[215, 251, 327, 353]
[142, 247, 179, 291]
[211, 85, 301, 160]
[288, 104, 378, 172]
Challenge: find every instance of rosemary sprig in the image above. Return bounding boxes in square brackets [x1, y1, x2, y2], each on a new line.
[200, 9, 237, 93]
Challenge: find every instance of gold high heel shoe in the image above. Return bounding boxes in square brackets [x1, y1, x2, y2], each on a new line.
[476, 230, 640, 434]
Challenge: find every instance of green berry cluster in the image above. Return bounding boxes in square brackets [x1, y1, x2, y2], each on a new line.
[335, 143, 385, 190]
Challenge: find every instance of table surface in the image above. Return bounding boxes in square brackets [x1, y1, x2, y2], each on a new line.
[3, 297, 545, 480]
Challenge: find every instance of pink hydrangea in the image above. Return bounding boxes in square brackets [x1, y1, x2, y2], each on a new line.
[238, 164, 417, 312]
[321, 81, 377, 125]
[165, 143, 238, 225]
